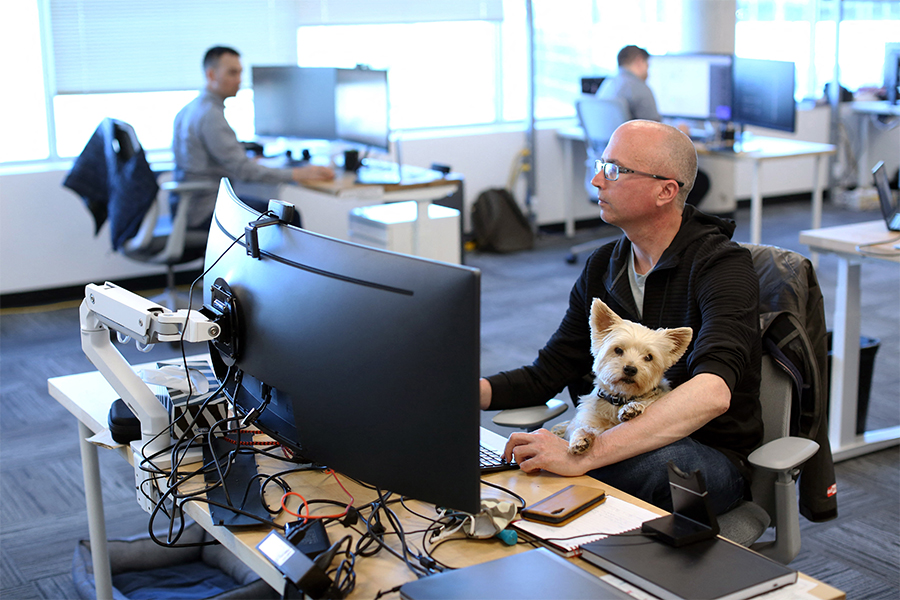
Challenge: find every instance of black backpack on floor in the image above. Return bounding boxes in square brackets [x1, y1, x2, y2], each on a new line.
[471, 188, 534, 253]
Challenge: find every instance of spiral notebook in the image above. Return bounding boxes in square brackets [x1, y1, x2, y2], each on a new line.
[510, 495, 659, 557]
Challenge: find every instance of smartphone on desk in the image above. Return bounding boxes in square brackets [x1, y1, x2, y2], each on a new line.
[521, 485, 606, 526]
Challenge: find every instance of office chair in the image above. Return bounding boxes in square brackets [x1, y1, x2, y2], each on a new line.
[492, 398, 569, 432]
[716, 243, 835, 564]
[565, 96, 629, 264]
[65, 118, 214, 309]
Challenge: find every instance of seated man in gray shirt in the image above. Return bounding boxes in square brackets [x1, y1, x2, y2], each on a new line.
[172, 46, 334, 230]
[596, 45, 661, 122]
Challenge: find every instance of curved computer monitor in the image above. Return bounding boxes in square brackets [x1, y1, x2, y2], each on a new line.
[203, 179, 481, 512]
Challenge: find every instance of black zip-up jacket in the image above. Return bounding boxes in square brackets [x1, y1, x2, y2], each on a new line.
[487, 205, 763, 479]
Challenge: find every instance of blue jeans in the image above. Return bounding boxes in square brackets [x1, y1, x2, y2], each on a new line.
[586, 437, 745, 515]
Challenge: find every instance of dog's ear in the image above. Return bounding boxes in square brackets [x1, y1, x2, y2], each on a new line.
[661, 327, 694, 367]
[590, 298, 621, 343]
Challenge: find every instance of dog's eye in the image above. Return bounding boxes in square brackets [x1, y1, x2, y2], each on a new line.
[644, 354, 653, 362]
[614, 347, 624, 356]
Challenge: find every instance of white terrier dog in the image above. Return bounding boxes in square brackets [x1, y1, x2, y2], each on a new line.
[555, 298, 693, 455]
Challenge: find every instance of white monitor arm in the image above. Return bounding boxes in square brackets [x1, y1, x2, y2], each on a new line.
[80, 282, 221, 460]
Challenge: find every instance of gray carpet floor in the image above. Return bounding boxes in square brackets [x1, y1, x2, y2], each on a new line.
[1, 198, 898, 598]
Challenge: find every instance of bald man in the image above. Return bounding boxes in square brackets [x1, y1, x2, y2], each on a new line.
[482, 121, 761, 515]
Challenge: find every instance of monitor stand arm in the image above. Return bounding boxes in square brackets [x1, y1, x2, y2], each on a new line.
[79, 281, 220, 464]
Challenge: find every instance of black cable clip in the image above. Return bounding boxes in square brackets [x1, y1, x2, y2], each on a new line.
[245, 200, 295, 259]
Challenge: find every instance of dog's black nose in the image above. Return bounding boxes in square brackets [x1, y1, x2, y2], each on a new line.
[623, 365, 638, 377]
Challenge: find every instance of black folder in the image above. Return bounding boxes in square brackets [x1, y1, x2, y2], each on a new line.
[400, 548, 631, 600]
[580, 533, 797, 600]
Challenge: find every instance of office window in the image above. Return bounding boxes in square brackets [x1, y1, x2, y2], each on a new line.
[295, 21, 501, 130]
[52, 91, 255, 159]
[0, 0, 49, 163]
[530, 0, 685, 120]
[736, 0, 900, 100]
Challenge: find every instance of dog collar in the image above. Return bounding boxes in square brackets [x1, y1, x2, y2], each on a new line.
[596, 387, 661, 407]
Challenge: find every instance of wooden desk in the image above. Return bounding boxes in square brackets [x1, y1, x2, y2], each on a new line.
[698, 137, 836, 245]
[557, 127, 835, 245]
[50, 360, 844, 600]
[800, 220, 900, 461]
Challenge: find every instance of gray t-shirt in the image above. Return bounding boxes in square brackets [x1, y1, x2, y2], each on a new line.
[596, 68, 661, 122]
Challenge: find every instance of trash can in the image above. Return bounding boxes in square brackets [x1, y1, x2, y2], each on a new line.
[826, 332, 880, 435]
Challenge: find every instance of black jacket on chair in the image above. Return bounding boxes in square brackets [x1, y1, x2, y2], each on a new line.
[64, 118, 159, 251]
[743, 243, 838, 523]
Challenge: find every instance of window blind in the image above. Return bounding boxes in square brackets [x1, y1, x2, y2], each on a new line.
[296, 0, 503, 25]
[49, 0, 503, 95]
[50, 0, 303, 94]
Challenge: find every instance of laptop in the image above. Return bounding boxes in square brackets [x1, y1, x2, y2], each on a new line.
[873, 161, 900, 231]
[400, 547, 632, 600]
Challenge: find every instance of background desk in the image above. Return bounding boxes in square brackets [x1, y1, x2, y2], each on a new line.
[699, 137, 835, 245]
[849, 101, 900, 189]
[50, 360, 844, 600]
[800, 220, 900, 462]
[235, 165, 465, 263]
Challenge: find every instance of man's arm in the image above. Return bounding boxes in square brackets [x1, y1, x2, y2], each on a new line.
[199, 111, 307, 184]
[503, 372, 731, 476]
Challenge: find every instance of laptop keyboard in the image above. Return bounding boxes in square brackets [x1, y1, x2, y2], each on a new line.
[480, 442, 518, 473]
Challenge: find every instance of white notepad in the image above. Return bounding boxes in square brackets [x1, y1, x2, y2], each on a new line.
[511, 495, 659, 556]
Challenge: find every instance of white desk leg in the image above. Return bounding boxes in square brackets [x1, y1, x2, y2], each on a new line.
[829, 256, 900, 461]
[810, 156, 824, 268]
[562, 137, 575, 238]
[811, 156, 823, 231]
[79, 422, 113, 600]
[828, 258, 861, 457]
[750, 160, 762, 245]
[857, 114, 870, 189]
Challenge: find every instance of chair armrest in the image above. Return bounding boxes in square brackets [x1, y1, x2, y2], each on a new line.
[491, 399, 568, 430]
[160, 180, 218, 193]
[748, 437, 819, 473]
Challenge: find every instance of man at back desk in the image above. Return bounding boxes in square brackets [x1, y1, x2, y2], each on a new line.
[482, 121, 762, 516]
[596, 45, 661, 122]
[172, 46, 334, 231]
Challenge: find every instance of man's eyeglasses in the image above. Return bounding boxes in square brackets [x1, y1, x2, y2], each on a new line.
[594, 160, 684, 188]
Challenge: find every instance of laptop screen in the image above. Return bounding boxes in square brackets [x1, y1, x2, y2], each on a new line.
[873, 162, 900, 231]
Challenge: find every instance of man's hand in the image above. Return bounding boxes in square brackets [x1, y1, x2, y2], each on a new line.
[292, 165, 335, 183]
[503, 429, 591, 477]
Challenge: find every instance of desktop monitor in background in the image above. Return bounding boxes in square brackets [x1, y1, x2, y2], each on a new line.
[884, 43, 900, 105]
[251, 66, 337, 140]
[581, 76, 606, 94]
[647, 54, 733, 121]
[203, 179, 482, 513]
[335, 67, 391, 153]
[731, 57, 797, 133]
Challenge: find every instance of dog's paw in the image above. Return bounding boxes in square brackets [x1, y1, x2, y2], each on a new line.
[568, 433, 593, 455]
[550, 421, 570, 439]
[618, 403, 645, 421]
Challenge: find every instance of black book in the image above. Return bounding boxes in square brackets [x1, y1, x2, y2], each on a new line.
[400, 548, 632, 600]
[580, 533, 797, 600]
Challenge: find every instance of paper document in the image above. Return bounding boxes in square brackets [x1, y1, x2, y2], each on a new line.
[511, 495, 658, 554]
